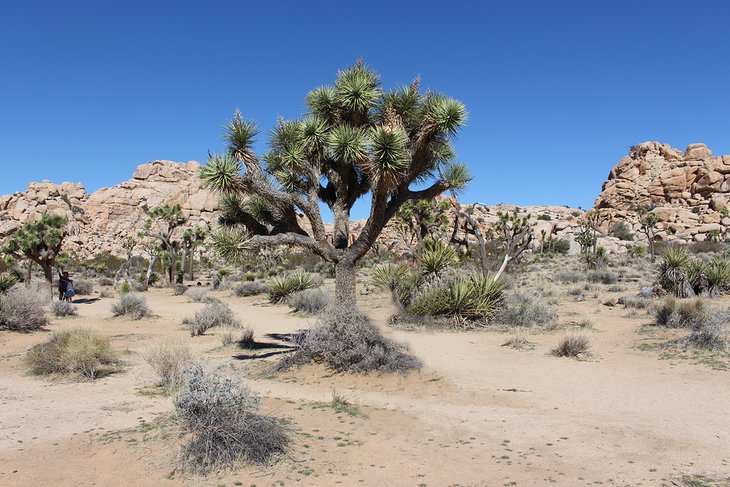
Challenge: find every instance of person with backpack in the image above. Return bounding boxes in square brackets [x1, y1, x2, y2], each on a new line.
[57, 269, 69, 301]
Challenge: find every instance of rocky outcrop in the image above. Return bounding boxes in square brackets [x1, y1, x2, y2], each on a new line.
[0, 161, 220, 257]
[595, 142, 730, 242]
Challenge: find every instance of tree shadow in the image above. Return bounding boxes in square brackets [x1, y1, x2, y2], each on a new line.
[232, 349, 294, 361]
[70, 297, 101, 305]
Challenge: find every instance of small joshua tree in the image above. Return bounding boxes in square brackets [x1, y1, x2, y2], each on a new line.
[576, 210, 599, 255]
[0, 214, 67, 295]
[182, 226, 206, 281]
[396, 199, 451, 253]
[144, 204, 187, 286]
[200, 60, 471, 305]
[637, 206, 658, 262]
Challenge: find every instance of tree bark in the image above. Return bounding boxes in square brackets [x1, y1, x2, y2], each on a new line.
[334, 259, 357, 307]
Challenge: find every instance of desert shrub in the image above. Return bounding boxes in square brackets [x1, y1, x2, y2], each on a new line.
[288, 289, 331, 314]
[406, 275, 504, 323]
[25, 327, 119, 379]
[268, 271, 320, 303]
[233, 281, 268, 297]
[99, 287, 114, 298]
[110, 293, 150, 320]
[417, 239, 457, 276]
[73, 279, 94, 295]
[609, 221, 634, 241]
[244, 272, 256, 281]
[173, 283, 188, 296]
[238, 327, 255, 348]
[551, 239, 571, 255]
[685, 311, 729, 351]
[142, 340, 193, 392]
[0, 287, 48, 331]
[551, 335, 591, 358]
[654, 297, 705, 328]
[174, 363, 288, 473]
[186, 288, 209, 303]
[619, 295, 653, 309]
[0, 273, 18, 293]
[704, 257, 730, 295]
[280, 306, 421, 373]
[556, 271, 585, 284]
[51, 300, 77, 317]
[98, 277, 114, 287]
[628, 244, 646, 258]
[119, 281, 132, 294]
[495, 291, 558, 328]
[688, 240, 726, 254]
[185, 302, 237, 336]
[587, 270, 618, 285]
[537, 213, 552, 221]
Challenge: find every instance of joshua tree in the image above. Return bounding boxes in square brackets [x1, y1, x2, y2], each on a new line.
[182, 226, 206, 280]
[576, 210, 600, 255]
[0, 214, 67, 294]
[396, 199, 451, 254]
[144, 204, 187, 286]
[637, 206, 658, 261]
[200, 61, 470, 305]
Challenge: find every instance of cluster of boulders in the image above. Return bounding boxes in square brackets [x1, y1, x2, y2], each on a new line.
[2, 141, 729, 260]
[596, 142, 730, 243]
[0, 161, 220, 257]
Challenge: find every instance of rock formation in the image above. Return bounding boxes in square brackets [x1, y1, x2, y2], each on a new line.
[595, 142, 730, 242]
[0, 161, 220, 257]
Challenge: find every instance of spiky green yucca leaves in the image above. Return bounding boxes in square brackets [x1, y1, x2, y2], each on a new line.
[418, 239, 457, 276]
[224, 109, 259, 164]
[657, 246, 694, 297]
[706, 257, 730, 295]
[372, 263, 411, 292]
[408, 275, 504, 322]
[210, 226, 251, 265]
[268, 270, 320, 303]
[0, 273, 18, 293]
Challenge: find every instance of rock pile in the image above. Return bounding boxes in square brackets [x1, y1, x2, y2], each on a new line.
[595, 142, 730, 242]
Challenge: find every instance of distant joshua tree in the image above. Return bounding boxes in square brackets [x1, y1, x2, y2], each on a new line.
[200, 60, 471, 305]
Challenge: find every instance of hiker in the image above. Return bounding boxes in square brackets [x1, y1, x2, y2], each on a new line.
[64, 277, 75, 302]
[57, 269, 69, 301]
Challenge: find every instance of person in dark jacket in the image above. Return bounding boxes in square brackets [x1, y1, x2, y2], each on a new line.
[58, 269, 69, 301]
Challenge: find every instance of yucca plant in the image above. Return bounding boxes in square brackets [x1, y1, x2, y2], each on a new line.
[268, 270, 320, 303]
[372, 263, 411, 292]
[685, 259, 708, 295]
[657, 246, 694, 297]
[705, 257, 730, 296]
[418, 239, 457, 277]
[0, 273, 18, 293]
[200, 60, 471, 307]
[407, 274, 504, 323]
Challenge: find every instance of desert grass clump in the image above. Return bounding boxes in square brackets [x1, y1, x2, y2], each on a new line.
[173, 283, 188, 296]
[186, 288, 209, 303]
[556, 271, 586, 284]
[587, 270, 618, 285]
[73, 279, 94, 295]
[551, 335, 591, 358]
[110, 293, 151, 320]
[620, 294, 653, 309]
[654, 297, 705, 328]
[142, 340, 193, 392]
[51, 300, 77, 317]
[233, 281, 268, 297]
[684, 311, 729, 351]
[288, 289, 331, 314]
[185, 302, 238, 336]
[495, 291, 558, 329]
[280, 305, 421, 373]
[25, 327, 120, 379]
[0, 287, 48, 331]
[268, 271, 320, 303]
[174, 363, 288, 473]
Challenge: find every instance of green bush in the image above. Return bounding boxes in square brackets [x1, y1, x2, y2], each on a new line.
[407, 275, 504, 322]
[609, 221, 634, 241]
[268, 271, 320, 303]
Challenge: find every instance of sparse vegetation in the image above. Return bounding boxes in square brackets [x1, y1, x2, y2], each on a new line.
[186, 288, 209, 303]
[233, 281, 268, 297]
[142, 340, 193, 392]
[279, 306, 421, 373]
[73, 279, 94, 295]
[184, 302, 238, 336]
[551, 335, 591, 358]
[50, 300, 77, 317]
[495, 291, 558, 328]
[26, 327, 120, 379]
[0, 287, 49, 331]
[173, 283, 188, 296]
[684, 311, 729, 351]
[174, 363, 289, 473]
[588, 270, 618, 285]
[288, 288, 331, 314]
[110, 293, 151, 320]
[268, 271, 320, 304]
[655, 297, 705, 328]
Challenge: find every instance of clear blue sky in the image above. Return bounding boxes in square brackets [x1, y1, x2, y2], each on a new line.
[1, 1, 728, 219]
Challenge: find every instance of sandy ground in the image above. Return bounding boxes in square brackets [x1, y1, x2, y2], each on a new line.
[1, 282, 729, 487]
